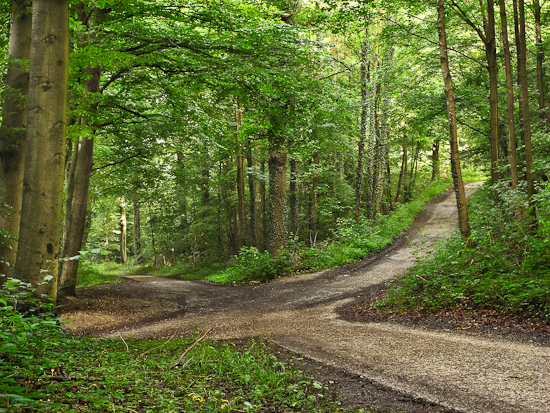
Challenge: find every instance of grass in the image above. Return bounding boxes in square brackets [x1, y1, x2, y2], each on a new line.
[373, 181, 550, 319]
[0, 307, 374, 413]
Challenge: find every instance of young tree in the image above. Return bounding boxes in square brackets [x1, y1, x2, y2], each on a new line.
[14, 0, 70, 303]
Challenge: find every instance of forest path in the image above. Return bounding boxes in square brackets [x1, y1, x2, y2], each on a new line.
[62, 182, 549, 413]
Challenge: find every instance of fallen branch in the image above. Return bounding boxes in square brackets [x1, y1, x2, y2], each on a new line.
[140, 334, 175, 358]
[118, 332, 129, 353]
[415, 275, 428, 282]
[170, 327, 214, 369]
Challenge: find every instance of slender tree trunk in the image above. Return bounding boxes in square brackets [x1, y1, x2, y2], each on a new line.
[148, 202, 157, 266]
[268, 149, 287, 256]
[259, 160, 266, 252]
[395, 135, 407, 204]
[518, 0, 536, 227]
[533, 0, 549, 124]
[431, 140, 440, 181]
[513, 0, 525, 157]
[0, 1, 31, 280]
[289, 158, 298, 235]
[235, 102, 245, 247]
[311, 151, 319, 234]
[246, 141, 256, 246]
[437, 0, 471, 243]
[134, 200, 142, 264]
[485, 0, 500, 184]
[120, 197, 127, 264]
[366, 56, 378, 220]
[14, 0, 69, 304]
[356, 27, 370, 221]
[500, 0, 519, 188]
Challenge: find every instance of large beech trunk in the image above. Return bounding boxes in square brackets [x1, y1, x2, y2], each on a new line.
[14, 0, 70, 303]
[268, 149, 287, 256]
[0, 1, 31, 280]
[437, 0, 471, 243]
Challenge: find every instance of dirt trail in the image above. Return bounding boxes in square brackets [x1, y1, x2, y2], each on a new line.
[62, 182, 550, 413]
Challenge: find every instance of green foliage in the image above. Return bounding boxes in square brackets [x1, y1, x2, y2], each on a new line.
[76, 261, 123, 288]
[0, 280, 64, 412]
[375, 183, 550, 318]
[1, 320, 366, 412]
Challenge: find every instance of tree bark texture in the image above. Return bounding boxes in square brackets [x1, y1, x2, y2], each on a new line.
[431, 140, 440, 181]
[499, 0, 519, 188]
[268, 149, 287, 256]
[0, 1, 31, 280]
[246, 141, 256, 246]
[533, 0, 549, 124]
[395, 135, 407, 204]
[437, 0, 471, 243]
[485, 0, 500, 185]
[235, 102, 245, 248]
[14, 0, 70, 303]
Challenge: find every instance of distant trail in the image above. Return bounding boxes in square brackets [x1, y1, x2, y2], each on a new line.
[63, 182, 549, 413]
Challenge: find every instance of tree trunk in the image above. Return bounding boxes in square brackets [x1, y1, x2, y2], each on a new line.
[57, 5, 105, 300]
[518, 0, 536, 227]
[246, 141, 256, 246]
[485, 0, 500, 185]
[235, 102, 245, 247]
[437, 0, 471, 243]
[533, 0, 550, 125]
[513, 0, 525, 157]
[268, 149, 287, 256]
[259, 160, 266, 252]
[289, 158, 298, 235]
[499, 0, 519, 188]
[120, 197, 127, 263]
[148, 202, 157, 266]
[311, 152, 319, 234]
[134, 200, 142, 264]
[0, 1, 31, 280]
[395, 135, 407, 204]
[355, 27, 370, 222]
[366, 56, 378, 220]
[14, 0, 69, 304]
[431, 140, 440, 181]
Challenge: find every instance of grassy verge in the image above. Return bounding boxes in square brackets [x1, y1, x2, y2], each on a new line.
[373, 182, 550, 319]
[1, 301, 372, 412]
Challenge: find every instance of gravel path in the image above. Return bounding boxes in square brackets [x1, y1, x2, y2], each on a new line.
[63, 182, 550, 413]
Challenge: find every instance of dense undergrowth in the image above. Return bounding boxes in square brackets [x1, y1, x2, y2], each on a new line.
[374, 181, 550, 319]
[1, 284, 372, 412]
[104, 178, 455, 285]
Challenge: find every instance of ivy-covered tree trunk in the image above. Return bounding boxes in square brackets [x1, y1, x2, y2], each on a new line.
[268, 149, 287, 256]
[14, 0, 70, 303]
[437, 0, 471, 243]
[0, 1, 31, 280]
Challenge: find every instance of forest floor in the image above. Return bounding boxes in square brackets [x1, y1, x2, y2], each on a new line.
[60, 182, 550, 413]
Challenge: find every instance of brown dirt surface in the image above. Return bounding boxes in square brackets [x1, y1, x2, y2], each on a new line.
[60, 182, 550, 413]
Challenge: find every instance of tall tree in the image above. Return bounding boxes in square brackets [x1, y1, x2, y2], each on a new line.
[0, 1, 32, 280]
[14, 0, 70, 303]
[437, 0, 471, 243]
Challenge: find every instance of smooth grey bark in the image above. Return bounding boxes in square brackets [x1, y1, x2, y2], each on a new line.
[14, 0, 70, 303]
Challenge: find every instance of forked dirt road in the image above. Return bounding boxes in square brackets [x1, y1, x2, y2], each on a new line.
[63, 182, 550, 413]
